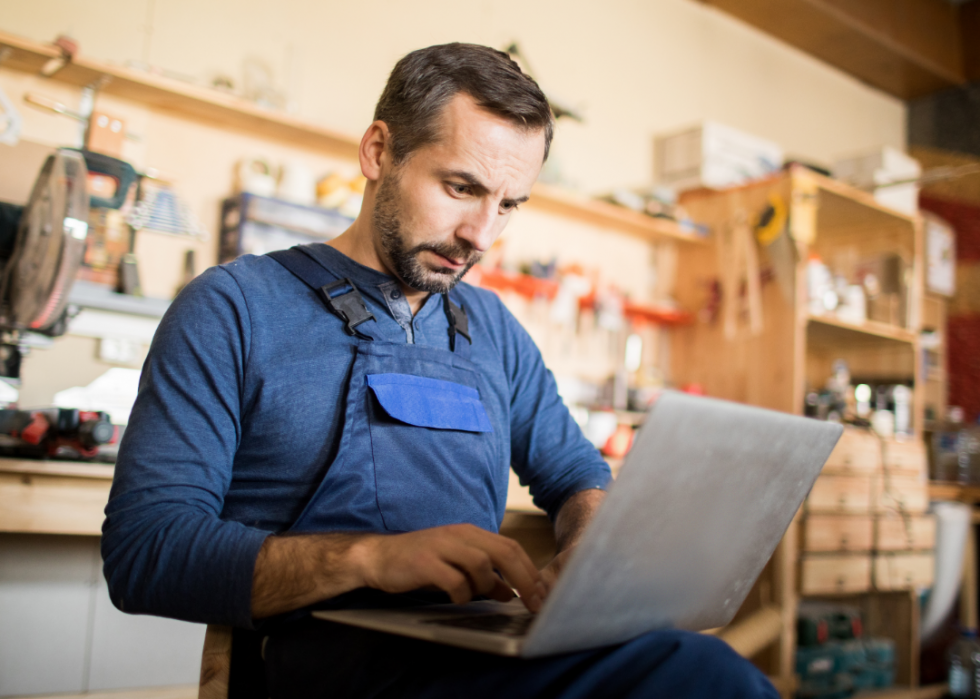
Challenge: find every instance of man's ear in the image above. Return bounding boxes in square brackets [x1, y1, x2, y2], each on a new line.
[359, 121, 390, 182]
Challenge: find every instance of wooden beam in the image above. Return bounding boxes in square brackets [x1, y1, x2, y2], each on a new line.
[962, 1, 980, 82]
[695, 0, 966, 99]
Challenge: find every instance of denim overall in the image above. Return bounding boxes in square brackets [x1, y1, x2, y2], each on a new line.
[254, 246, 779, 699]
[268, 244, 504, 535]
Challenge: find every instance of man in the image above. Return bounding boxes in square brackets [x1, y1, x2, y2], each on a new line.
[103, 44, 777, 697]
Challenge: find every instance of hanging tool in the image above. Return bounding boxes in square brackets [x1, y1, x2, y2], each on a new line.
[718, 210, 764, 339]
[0, 407, 116, 459]
[755, 193, 797, 304]
[0, 149, 90, 378]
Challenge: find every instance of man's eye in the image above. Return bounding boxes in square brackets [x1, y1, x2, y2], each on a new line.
[500, 202, 519, 213]
[451, 184, 470, 195]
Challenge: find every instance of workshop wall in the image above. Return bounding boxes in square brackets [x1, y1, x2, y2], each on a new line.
[0, 0, 906, 407]
[0, 0, 905, 193]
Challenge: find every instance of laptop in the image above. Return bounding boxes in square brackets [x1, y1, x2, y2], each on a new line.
[313, 390, 842, 657]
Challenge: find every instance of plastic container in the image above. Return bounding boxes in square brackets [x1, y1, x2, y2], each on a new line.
[963, 420, 980, 485]
[948, 630, 980, 697]
[932, 407, 965, 481]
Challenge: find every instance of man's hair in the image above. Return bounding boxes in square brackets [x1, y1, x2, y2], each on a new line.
[374, 43, 554, 164]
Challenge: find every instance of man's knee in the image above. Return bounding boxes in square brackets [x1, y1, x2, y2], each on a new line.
[662, 631, 779, 698]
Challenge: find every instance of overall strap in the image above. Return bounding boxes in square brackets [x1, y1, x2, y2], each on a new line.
[442, 292, 471, 353]
[268, 246, 377, 341]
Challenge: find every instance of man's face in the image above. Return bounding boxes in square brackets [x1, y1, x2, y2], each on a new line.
[372, 94, 546, 294]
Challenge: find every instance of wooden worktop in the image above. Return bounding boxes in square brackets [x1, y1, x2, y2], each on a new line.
[0, 457, 114, 535]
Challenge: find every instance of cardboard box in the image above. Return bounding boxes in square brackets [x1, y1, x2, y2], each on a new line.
[832, 147, 921, 216]
[803, 515, 874, 553]
[807, 475, 873, 514]
[654, 121, 783, 191]
[822, 428, 883, 475]
[873, 552, 934, 590]
[875, 514, 936, 551]
[801, 554, 873, 595]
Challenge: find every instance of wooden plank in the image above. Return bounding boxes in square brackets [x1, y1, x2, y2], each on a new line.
[928, 481, 980, 502]
[806, 474, 873, 514]
[807, 315, 917, 346]
[873, 473, 929, 515]
[800, 554, 872, 594]
[822, 428, 883, 475]
[0, 471, 111, 535]
[698, 0, 965, 99]
[717, 605, 783, 658]
[0, 457, 114, 480]
[875, 514, 936, 551]
[803, 515, 874, 552]
[527, 182, 707, 245]
[860, 590, 920, 687]
[873, 552, 935, 590]
[883, 439, 928, 477]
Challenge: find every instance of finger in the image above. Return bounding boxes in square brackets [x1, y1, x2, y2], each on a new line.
[445, 545, 505, 599]
[485, 576, 517, 603]
[455, 526, 541, 594]
[430, 562, 475, 605]
[479, 536, 542, 610]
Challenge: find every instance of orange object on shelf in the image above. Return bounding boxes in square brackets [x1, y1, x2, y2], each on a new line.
[467, 265, 560, 300]
[578, 294, 692, 327]
[601, 423, 635, 458]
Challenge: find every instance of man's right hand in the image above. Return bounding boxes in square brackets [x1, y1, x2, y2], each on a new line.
[251, 524, 543, 620]
[354, 524, 544, 611]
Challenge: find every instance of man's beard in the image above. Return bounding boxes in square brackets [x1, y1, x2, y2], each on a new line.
[373, 172, 482, 294]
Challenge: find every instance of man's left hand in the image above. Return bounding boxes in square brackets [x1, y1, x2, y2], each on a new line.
[540, 488, 606, 596]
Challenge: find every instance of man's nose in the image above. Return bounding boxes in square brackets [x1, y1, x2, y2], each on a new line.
[456, 200, 498, 253]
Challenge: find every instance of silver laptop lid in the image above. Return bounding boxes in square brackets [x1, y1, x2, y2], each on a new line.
[522, 391, 842, 657]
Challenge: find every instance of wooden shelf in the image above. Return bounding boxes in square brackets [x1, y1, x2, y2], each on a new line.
[527, 182, 708, 244]
[807, 314, 917, 347]
[793, 166, 921, 232]
[929, 481, 980, 503]
[0, 457, 114, 480]
[0, 29, 706, 247]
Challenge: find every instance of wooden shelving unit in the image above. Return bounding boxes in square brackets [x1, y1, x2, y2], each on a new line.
[0, 29, 705, 247]
[807, 314, 918, 346]
[671, 168, 925, 692]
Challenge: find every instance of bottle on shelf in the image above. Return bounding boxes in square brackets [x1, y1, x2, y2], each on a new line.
[931, 407, 964, 481]
[949, 629, 980, 697]
[964, 417, 980, 485]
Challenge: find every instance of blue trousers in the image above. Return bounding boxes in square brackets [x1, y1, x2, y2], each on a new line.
[263, 617, 779, 698]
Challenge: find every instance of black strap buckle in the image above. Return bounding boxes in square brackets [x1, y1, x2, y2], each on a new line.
[317, 278, 376, 340]
[443, 295, 471, 352]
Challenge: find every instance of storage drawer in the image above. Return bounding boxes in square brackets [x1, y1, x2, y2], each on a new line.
[822, 428, 882, 475]
[806, 475, 873, 514]
[800, 554, 872, 595]
[875, 514, 937, 551]
[883, 439, 927, 477]
[872, 474, 929, 514]
[873, 552, 934, 590]
[802, 515, 873, 553]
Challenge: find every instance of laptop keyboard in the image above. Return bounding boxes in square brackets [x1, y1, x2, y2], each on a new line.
[422, 612, 536, 637]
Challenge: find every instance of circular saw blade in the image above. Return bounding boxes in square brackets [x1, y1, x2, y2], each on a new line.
[5, 149, 89, 333]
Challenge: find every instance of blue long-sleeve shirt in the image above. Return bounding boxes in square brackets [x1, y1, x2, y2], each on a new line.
[101, 245, 611, 628]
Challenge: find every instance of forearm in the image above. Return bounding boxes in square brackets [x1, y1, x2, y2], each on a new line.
[251, 532, 374, 619]
[553, 488, 606, 552]
[251, 524, 544, 619]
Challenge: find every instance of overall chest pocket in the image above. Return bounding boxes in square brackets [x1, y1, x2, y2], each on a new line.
[365, 373, 499, 532]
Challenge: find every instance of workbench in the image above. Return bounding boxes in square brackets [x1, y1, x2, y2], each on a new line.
[0, 458, 114, 535]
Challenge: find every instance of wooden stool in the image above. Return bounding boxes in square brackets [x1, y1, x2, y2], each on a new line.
[199, 624, 232, 699]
